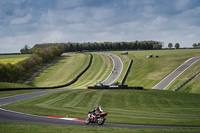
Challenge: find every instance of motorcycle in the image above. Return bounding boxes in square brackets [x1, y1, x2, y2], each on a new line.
[85, 107, 107, 125]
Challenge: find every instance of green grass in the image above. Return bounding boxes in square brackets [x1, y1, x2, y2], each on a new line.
[4, 89, 200, 127]
[110, 49, 200, 89]
[30, 53, 90, 87]
[1, 122, 200, 133]
[165, 60, 200, 93]
[63, 52, 113, 88]
[0, 82, 33, 89]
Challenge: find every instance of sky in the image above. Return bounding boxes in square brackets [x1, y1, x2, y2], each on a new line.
[0, 0, 200, 53]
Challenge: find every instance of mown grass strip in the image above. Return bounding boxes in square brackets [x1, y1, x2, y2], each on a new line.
[65, 53, 113, 88]
[30, 53, 90, 87]
[1, 122, 200, 133]
[4, 89, 200, 127]
[111, 49, 200, 89]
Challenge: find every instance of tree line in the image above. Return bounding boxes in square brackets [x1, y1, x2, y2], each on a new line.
[1, 40, 162, 83]
[0, 45, 63, 83]
[33, 40, 163, 52]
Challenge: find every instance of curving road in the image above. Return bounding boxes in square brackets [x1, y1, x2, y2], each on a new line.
[101, 53, 123, 85]
[0, 54, 200, 129]
[0, 89, 199, 129]
[153, 56, 200, 90]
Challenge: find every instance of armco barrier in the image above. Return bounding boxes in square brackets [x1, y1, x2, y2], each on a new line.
[0, 53, 93, 91]
[174, 71, 200, 91]
[121, 59, 133, 85]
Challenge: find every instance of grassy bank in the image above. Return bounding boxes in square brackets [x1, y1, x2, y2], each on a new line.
[64, 52, 113, 88]
[0, 122, 199, 133]
[4, 89, 200, 127]
[30, 53, 90, 87]
[110, 49, 200, 89]
[165, 60, 200, 93]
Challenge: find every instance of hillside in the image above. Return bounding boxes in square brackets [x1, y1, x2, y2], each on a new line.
[110, 49, 200, 92]
[30, 53, 90, 87]
[4, 89, 200, 127]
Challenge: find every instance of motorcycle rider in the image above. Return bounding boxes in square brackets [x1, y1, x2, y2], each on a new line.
[89, 105, 103, 121]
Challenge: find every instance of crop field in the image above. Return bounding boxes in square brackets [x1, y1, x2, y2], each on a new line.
[109, 49, 200, 89]
[30, 53, 90, 87]
[0, 54, 31, 64]
[4, 89, 200, 127]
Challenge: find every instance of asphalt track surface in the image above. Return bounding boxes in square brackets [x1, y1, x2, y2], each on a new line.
[101, 53, 123, 85]
[0, 54, 200, 129]
[153, 56, 200, 90]
[1, 89, 200, 129]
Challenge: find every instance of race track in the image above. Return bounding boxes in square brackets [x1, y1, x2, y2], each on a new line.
[0, 89, 199, 129]
[153, 56, 200, 90]
[0, 54, 200, 129]
[101, 53, 123, 85]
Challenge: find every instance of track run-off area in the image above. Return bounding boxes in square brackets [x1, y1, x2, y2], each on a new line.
[153, 56, 200, 90]
[0, 51, 200, 130]
[0, 89, 200, 129]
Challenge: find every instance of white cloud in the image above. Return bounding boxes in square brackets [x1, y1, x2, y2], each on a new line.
[10, 14, 32, 25]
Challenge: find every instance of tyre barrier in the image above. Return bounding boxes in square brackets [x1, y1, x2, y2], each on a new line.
[174, 71, 200, 91]
[0, 53, 93, 91]
[87, 85, 143, 90]
[121, 59, 133, 85]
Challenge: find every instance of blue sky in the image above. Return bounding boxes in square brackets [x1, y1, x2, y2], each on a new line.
[0, 0, 200, 53]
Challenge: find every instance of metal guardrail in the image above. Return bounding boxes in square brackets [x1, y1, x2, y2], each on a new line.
[121, 59, 133, 85]
[174, 71, 200, 91]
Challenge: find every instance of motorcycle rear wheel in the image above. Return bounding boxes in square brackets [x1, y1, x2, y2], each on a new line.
[97, 117, 105, 125]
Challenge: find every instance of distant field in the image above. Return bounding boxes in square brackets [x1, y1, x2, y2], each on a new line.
[110, 49, 200, 89]
[4, 89, 200, 127]
[30, 53, 90, 87]
[0, 54, 31, 64]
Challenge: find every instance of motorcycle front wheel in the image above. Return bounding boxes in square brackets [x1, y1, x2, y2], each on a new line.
[97, 117, 105, 125]
[85, 118, 90, 124]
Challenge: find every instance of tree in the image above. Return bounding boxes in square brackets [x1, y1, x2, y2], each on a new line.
[168, 43, 173, 49]
[20, 45, 32, 54]
[175, 43, 180, 49]
[193, 43, 197, 48]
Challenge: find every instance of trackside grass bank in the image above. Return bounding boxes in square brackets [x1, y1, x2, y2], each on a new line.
[4, 89, 200, 127]
[30, 53, 90, 87]
[64, 52, 113, 88]
[109, 49, 200, 90]
[0, 122, 199, 133]
[165, 60, 200, 93]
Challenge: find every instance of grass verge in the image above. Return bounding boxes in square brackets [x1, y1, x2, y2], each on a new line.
[3, 89, 200, 127]
[165, 60, 200, 93]
[111, 49, 200, 89]
[0, 122, 200, 133]
[64, 52, 113, 88]
[30, 53, 90, 87]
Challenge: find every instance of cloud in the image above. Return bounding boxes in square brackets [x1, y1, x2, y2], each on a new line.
[10, 14, 32, 25]
[1, 0, 200, 53]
